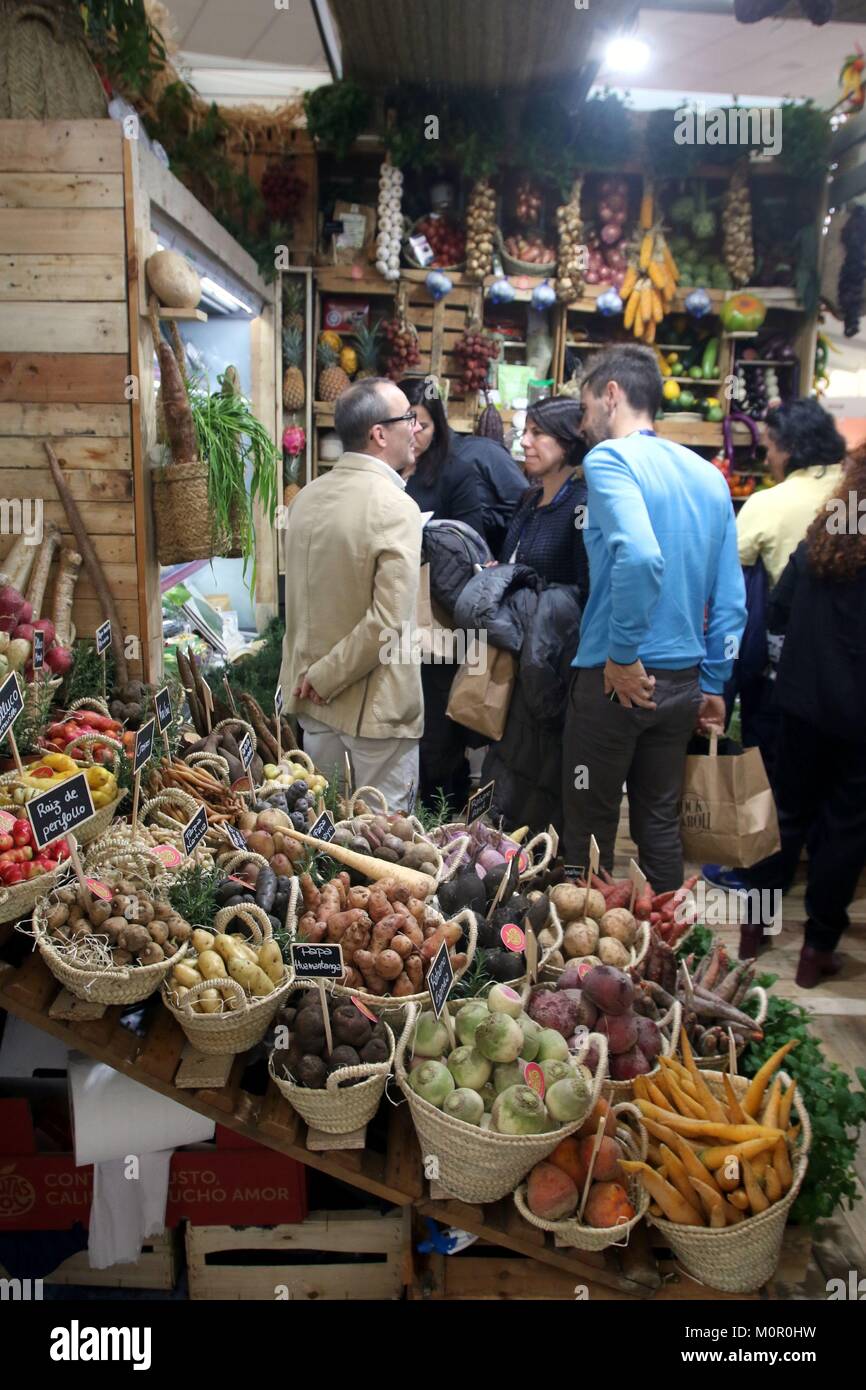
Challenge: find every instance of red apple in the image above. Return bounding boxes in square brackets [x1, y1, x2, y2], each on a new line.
[13, 624, 34, 644]
[45, 645, 73, 676]
[17, 600, 32, 624]
[32, 618, 56, 647]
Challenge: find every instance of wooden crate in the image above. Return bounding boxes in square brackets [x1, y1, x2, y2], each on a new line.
[398, 270, 483, 403]
[185, 1209, 409, 1301]
[1, 1231, 178, 1291]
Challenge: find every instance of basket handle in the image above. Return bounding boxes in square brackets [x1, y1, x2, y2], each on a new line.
[213, 718, 258, 754]
[612, 1101, 649, 1162]
[64, 731, 123, 775]
[218, 849, 271, 875]
[571, 1030, 609, 1111]
[347, 784, 388, 815]
[631, 920, 651, 970]
[436, 833, 471, 884]
[186, 752, 231, 785]
[518, 831, 554, 882]
[67, 696, 112, 718]
[658, 999, 683, 1057]
[747, 984, 768, 1028]
[179, 976, 249, 1016]
[141, 789, 200, 822]
[212, 902, 271, 942]
[394, 1001, 417, 1078]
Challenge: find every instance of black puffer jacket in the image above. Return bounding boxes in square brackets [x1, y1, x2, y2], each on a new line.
[421, 519, 491, 614]
[455, 566, 583, 830]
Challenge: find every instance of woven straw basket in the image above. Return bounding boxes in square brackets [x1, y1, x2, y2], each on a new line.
[153, 460, 242, 566]
[543, 914, 651, 982]
[647, 1069, 811, 1292]
[268, 984, 395, 1134]
[428, 825, 554, 887]
[695, 986, 769, 1071]
[395, 1003, 609, 1204]
[334, 784, 466, 888]
[162, 901, 294, 1056]
[513, 1101, 651, 1253]
[61, 729, 126, 844]
[286, 878, 479, 1019]
[31, 872, 188, 1006]
[0, 863, 64, 924]
[603, 1000, 683, 1102]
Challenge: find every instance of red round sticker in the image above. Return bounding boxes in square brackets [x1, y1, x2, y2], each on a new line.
[576, 960, 595, 981]
[151, 844, 182, 869]
[85, 879, 112, 901]
[500, 923, 526, 953]
[522, 1062, 545, 1099]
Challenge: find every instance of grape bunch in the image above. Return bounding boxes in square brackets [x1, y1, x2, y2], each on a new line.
[381, 318, 421, 378]
[454, 329, 499, 394]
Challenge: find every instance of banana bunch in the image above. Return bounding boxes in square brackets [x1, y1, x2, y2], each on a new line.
[620, 190, 679, 344]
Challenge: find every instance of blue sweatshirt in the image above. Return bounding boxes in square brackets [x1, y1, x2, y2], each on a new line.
[574, 433, 746, 694]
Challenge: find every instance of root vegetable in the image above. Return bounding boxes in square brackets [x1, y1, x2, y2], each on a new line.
[447, 1046, 492, 1091]
[443, 1088, 485, 1126]
[582, 964, 634, 1016]
[475, 1012, 524, 1063]
[24, 522, 60, 617]
[527, 989, 579, 1039]
[409, 1060, 455, 1107]
[51, 549, 82, 647]
[564, 919, 600, 958]
[491, 1084, 548, 1135]
[546, 1074, 591, 1123]
[455, 1001, 488, 1046]
[599, 908, 637, 947]
[487, 983, 523, 1018]
[228, 957, 274, 997]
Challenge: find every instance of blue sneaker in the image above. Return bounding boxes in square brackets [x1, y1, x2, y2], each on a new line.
[701, 863, 751, 891]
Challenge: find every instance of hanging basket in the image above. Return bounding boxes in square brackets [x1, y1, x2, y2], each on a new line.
[513, 1102, 650, 1252]
[152, 460, 244, 566]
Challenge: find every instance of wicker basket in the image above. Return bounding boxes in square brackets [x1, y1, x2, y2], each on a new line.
[333, 786, 465, 888]
[542, 913, 650, 982]
[139, 791, 215, 863]
[647, 1070, 811, 1292]
[153, 460, 243, 566]
[0, 861, 65, 924]
[497, 228, 556, 278]
[695, 987, 769, 1071]
[603, 1000, 683, 1102]
[513, 1102, 650, 1252]
[427, 824, 554, 886]
[395, 1003, 609, 1204]
[32, 873, 188, 1006]
[62, 730, 126, 845]
[268, 983, 395, 1133]
[162, 901, 294, 1056]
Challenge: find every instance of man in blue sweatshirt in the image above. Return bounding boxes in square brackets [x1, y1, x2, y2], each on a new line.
[562, 346, 746, 891]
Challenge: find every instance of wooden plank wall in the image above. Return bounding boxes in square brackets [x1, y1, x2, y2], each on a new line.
[0, 121, 141, 669]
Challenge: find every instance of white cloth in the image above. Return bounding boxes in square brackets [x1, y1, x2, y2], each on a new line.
[355, 452, 407, 489]
[299, 714, 419, 811]
[89, 1151, 172, 1270]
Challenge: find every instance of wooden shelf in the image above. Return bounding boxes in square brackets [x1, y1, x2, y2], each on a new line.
[313, 267, 397, 297]
[145, 307, 208, 322]
[669, 376, 722, 385]
[656, 418, 723, 446]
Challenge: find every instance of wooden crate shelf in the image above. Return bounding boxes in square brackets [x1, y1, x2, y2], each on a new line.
[186, 1209, 409, 1301]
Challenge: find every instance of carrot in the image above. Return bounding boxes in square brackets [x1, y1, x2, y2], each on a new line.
[647, 1081, 676, 1112]
[679, 1029, 728, 1124]
[741, 1156, 770, 1215]
[659, 1145, 704, 1219]
[635, 1101, 784, 1143]
[742, 1040, 798, 1118]
[779, 1079, 797, 1129]
[723, 1073, 750, 1125]
[688, 1176, 729, 1228]
[668, 1076, 707, 1120]
[765, 1166, 782, 1203]
[728, 1188, 750, 1210]
[620, 1161, 705, 1225]
[761, 1075, 783, 1130]
[697, 1137, 778, 1170]
[774, 1138, 793, 1193]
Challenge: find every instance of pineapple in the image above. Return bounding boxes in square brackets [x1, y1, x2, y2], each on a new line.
[353, 320, 381, 380]
[282, 325, 305, 413]
[317, 342, 351, 402]
[283, 277, 304, 333]
[339, 345, 358, 377]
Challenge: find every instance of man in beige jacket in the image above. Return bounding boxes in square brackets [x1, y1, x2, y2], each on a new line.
[279, 377, 423, 811]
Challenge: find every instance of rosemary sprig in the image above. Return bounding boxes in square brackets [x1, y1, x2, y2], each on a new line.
[168, 861, 224, 926]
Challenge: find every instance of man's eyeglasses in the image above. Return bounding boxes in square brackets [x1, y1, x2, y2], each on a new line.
[374, 411, 417, 428]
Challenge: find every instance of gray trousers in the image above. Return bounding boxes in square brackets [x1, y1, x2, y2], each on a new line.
[561, 666, 703, 893]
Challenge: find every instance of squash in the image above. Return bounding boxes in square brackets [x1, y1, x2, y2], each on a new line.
[146, 250, 202, 309]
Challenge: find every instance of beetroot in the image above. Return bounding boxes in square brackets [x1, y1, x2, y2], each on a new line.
[598, 1011, 638, 1056]
[634, 1015, 662, 1062]
[582, 964, 634, 1017]
[556, 962, 584, 992]
[581, 1041, 600, 1073]
[527, 987, 579, 1039]
[610, 1046, 652, 1081]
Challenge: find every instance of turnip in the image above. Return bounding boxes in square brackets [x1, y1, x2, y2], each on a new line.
[414, 1014, 451, 1058]
[536, 1028, 571, 1062]
[409, 1060, 455, 1107]
[517, 1013, 542, 1061]
[546, 1075, 591, 1124]
[0, 585, 24, 618]
[442, 1088, 484, 1126]
[447, 1045, 492, 1091]
[493, 1060, 524, 1094]
[479, 1081, 497, 1112]
[13, 624, 34, 645]
[475, 1012, 524, 1064]
[455, 1000, 488, 1046]
[540, 1058, 574, 1087]
[490, 1084, 548, 1135]
[487, 983, 523, 1019]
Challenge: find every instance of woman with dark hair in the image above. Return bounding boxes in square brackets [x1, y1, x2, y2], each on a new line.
[398, 378, 484, 533]
[732, 447, 866, 986]
[465, 397, 590, 831]
[737, 398, 847, 583]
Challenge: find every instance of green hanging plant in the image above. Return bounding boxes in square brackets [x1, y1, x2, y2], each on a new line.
[645, 107, 704, 178]
[572, 91, 634, 174]
[303, 81, 373, 159]
[81, 0, 166, 97]
[777, 100, 832, 178]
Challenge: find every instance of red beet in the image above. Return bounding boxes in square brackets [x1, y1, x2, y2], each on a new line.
[582, 965, 634, 1017]
[598, 1011, 638, 1056]
[610, 1046, 652, 1081]
[634, 1015, 662, 1062]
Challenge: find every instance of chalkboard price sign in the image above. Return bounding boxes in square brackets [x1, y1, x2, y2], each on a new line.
[465, 780, 494, 826]
[291, 943, 345, 979]
[26, 772, 95, 852]
[274, 684, 284, 716]
[563, 864, 585, 883]
[133, 718, 155, 775]
[154, 686, 172, 733]
[309, 811, 336, 843]
[0, 671, 24, 744]
[182, 804, 208, 857]
[427, 939, 455, 1020]
[239, 731, 254, 769]
[33, 630, 45, 671]
[223, 824, 247, 851]
[96, 620, 111, 656]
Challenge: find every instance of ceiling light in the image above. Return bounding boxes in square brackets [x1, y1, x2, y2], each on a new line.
[605, 35, 650, 74]
[200, 275, 254, 315]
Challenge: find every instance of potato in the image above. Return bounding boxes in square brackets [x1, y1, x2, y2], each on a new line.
[598, 936, 631, 968]
[258, 940, 285, 984]
[196, 988, 223, 1015]
[213, 933, 258, 965]
[191, 929, 214, 953]
[172, 962, 203, 989]
[197, 949, 227, 981]
[599, 908, 637, 947]
[228, 957, 275, 996]
[146, 249, 201, 308]
[563, 919, 599, 959]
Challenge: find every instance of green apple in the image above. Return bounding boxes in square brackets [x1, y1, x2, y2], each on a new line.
[262, 763, 279, 780]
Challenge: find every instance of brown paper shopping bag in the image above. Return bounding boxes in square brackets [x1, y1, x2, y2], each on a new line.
[680, 733, 781, 868]
[446, 646, 516, 743]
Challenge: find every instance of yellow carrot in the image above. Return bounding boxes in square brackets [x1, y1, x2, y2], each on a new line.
[620, 1161, 705, 1225]
[678, 1030, 729, 1125]
[723, 1072, 749, 1125]
[659, 1144, 704, 1219]
[742, 1040, 798, 1118]
[779, 1079, 797, 1129]
[728, 1187, 750, 1210]
[647, 1081, 675, 1112]
[765, 1165, 782, 1203]
[761, 1075, 783, 1130]
[741, 1157, 770, 1215]
[697, 1137, 777, 1170]
[689, 1176, 728, 1228]
[774, 1137, 793, 1193]
[668, 1076, 707, 1120]
[635, 1100, 783, 1143]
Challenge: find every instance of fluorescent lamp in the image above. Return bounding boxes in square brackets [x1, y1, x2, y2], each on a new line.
[605, 35, 651, 73]
[200, 275, 254, 315]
